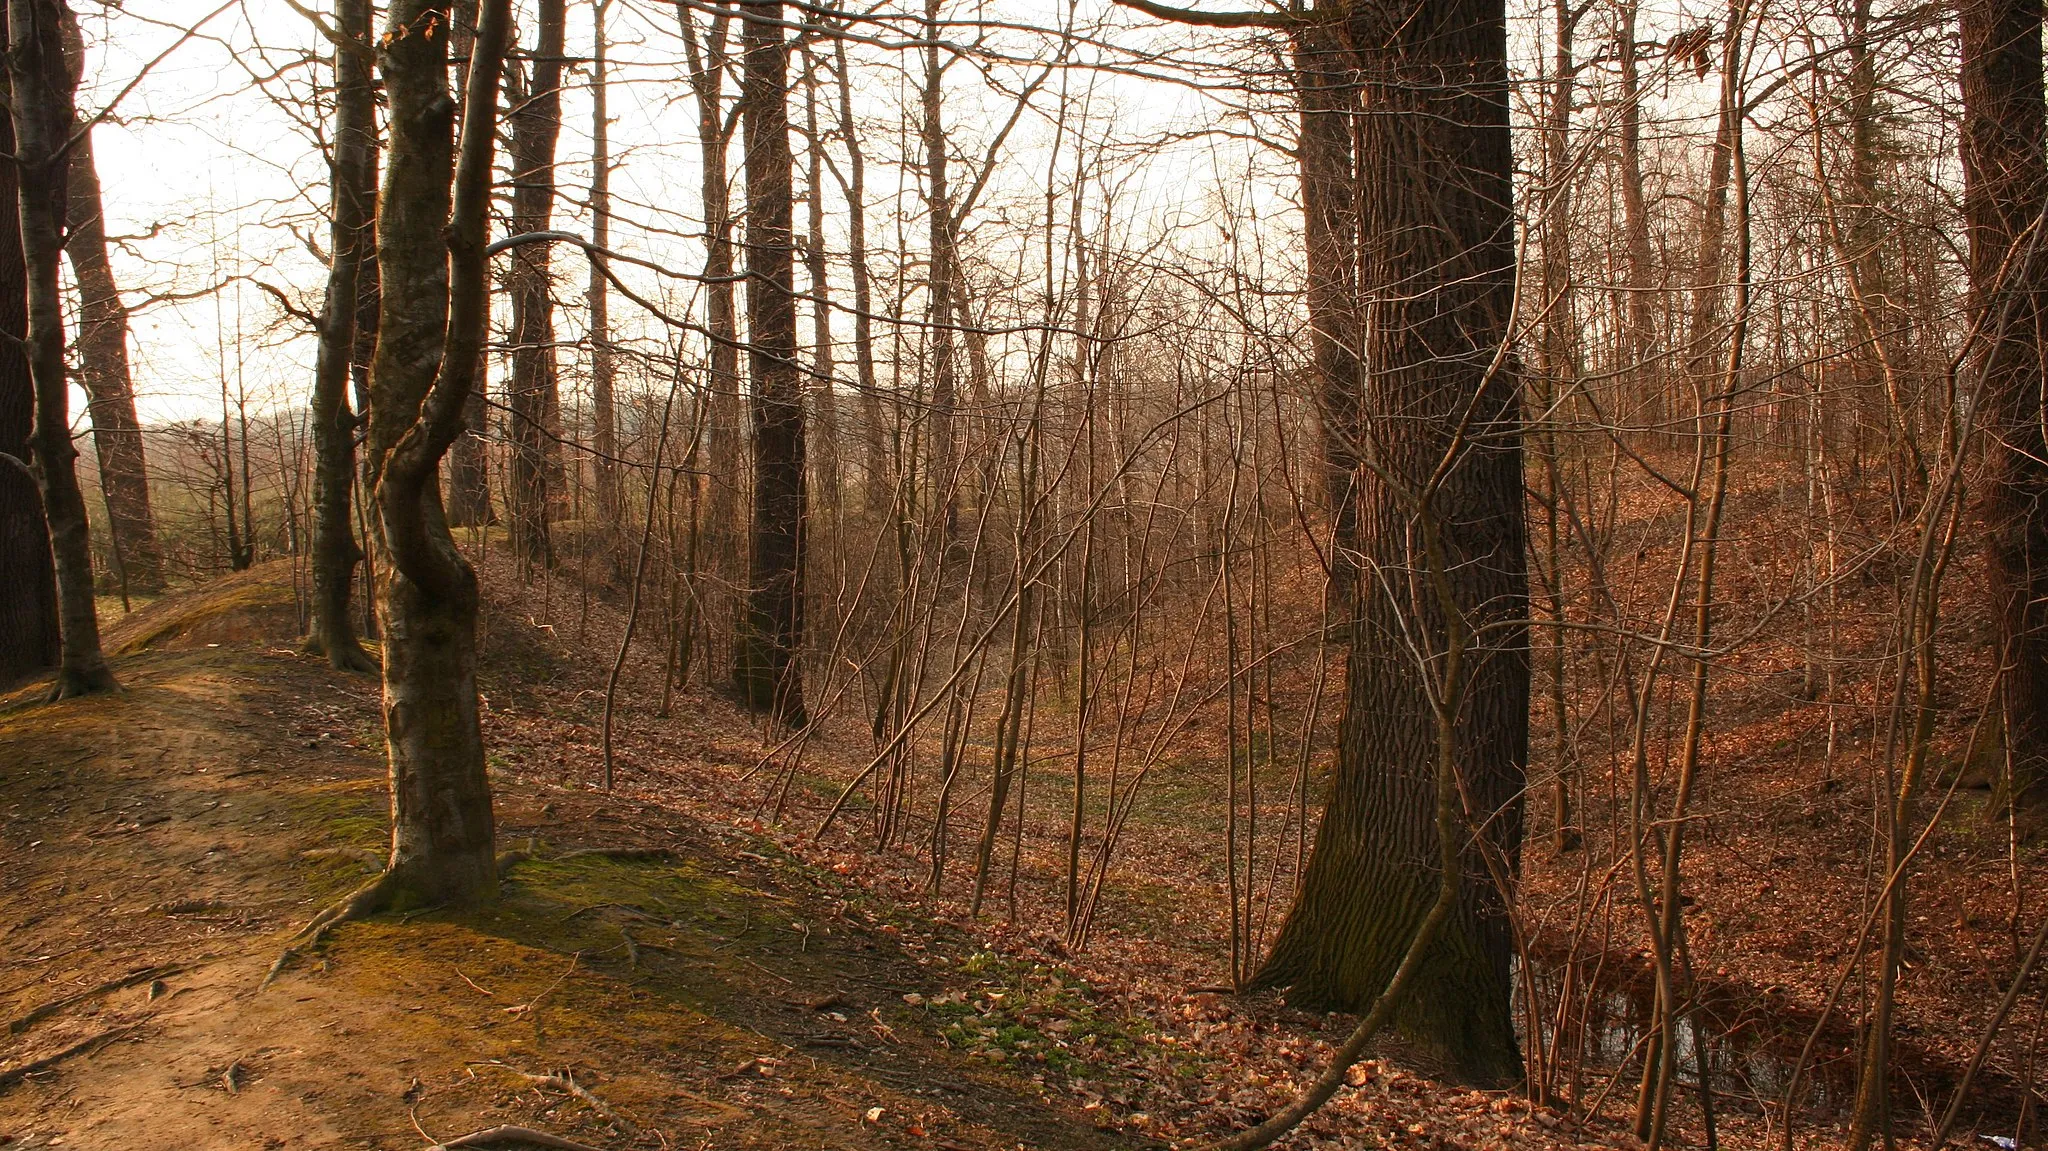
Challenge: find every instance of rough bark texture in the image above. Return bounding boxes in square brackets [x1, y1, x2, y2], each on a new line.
[732, 0, 808, 724]
[58, 8, 160, 595]
[364, 0, 508, 908]
[1251, 0, 1527, 1087]
[8, 0, 114, 699]
[1960, 0, 2048, 821]
[504, 0, 565, 569]
[0, 89, 58, 685]
[304, 0, 378, 673]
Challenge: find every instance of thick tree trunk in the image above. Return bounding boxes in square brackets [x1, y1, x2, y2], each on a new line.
[732, 0, 808, 724]
[0, 89, 57, 685]
[363, 0, 509, 908]
[1959, 0, 2048, 821]
[504, 0, 565, 569]
[304, 0, 377, 673]
[1252, 0, 1527, 1087]
[57, 9, 160, 595]
[8, 0, 114, 699]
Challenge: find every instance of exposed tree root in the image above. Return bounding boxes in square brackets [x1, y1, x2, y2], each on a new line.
[259, 870, 400, 989]
[6, 963, 193, 1035]
[46, 664, 121, 702]
[0, 1024, 137, 1093]
[427, 1125, 610, 1151]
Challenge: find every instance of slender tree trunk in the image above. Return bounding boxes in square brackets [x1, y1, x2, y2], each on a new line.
[304, 0, 377, 673]
[444, 0, 491, 529]
[1959, 0, 2048, 821]
[0, 89, 57, 684]
[680, 1, 739, 672]
[588, 0, 620, 526]
[8, 0, 114, 699]
[504, 0, 565, 569]
[1615, 0, 1657, 415]
[801, 38, 840, 519]
[363, 0, 510, 908]
[1252, 0, 1528, 1087]
[732, 0, 807, 724]
[920, 0, 960, 549]
[57, 8, 160, 595]
[829, 25, 885, 516]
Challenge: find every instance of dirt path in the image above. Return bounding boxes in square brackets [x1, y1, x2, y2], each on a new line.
[0, 578, 1144, 1150]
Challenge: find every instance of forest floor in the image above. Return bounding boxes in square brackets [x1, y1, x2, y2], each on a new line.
[6, 528, 2032, 1151]
[0, 565, 1159, 1149]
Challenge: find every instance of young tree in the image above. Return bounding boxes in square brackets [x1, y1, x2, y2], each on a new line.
[7, 0, 115, 699]
[363, 0, 510, 907]
[504, 0, 566, 568]
[1960, 0, 2048, 821]
[58, 7, 161, 594]
[304, 0, 378, 673]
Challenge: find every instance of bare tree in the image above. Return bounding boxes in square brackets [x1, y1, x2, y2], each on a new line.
[362, 0, 511, 906]
[8, 0, 114, 699]
[303, 0, 377, 673]
[731, 0, 807, 724]
[59, 6, 161, 594]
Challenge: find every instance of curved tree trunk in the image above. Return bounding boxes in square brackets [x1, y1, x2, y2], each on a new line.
[304, 0, 378, 673]
[504, 0, 565, 570]
[1252, 0, 1527, 1087]
[363, 0, 510, 908]
[732, 0, 808, 724]
[57, 8, 160, 596]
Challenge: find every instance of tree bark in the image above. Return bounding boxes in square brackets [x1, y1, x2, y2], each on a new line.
[7, 0, 114, 699]
[364, 0, 510, 908]
[504, 0, 565, 569]
[1252, 0, 1527, 1087]
[731, 0, 808, 724]
[304, 0, 378, 673]
[1960, 0, 2048, 820]
[0, 93, 57, 685]
[57, 8, 160, 595]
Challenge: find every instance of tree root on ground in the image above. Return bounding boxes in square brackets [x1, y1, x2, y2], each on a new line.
[259, 870, 400, 989]
[427, 1125, 610, 1150]
[0, 1024, 138, 1093]
[6, 963, 194, 1035]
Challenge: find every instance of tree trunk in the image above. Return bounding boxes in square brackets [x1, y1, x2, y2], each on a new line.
[8, 0, 114, 699]
[304, 0, 378, 673]
[588, 0, 620, 527]
[57, 8, 160, 595]
[920, 0, 960, 550]
[504, 0, 565, 569]
[363, 0, 510, 908]
[731, 0, 808, 724]
[1960, 0, 2048, 820]
[443, 0, 491, 530]
[680, 1, 740, 673]
[1252, 0, 1527, 1087]
[0, 92, 57, 685]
